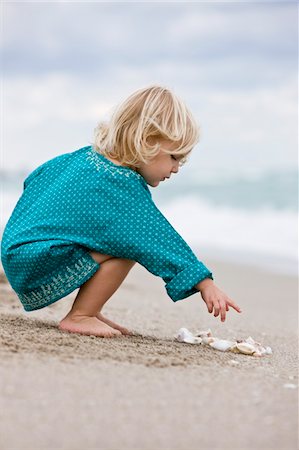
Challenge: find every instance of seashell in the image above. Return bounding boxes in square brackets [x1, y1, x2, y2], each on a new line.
[175, 328, 202, 344]
[176, 327, 193, 342]
[192, 337, 203, 344]
[202, 336, 215, 345]
[209, 339, 235, 352]
[195, 328, 212, 338]
[235, 342, 256, 355]
[257, 347, 267, 355]
[175, 328, 272, 357]
[246, 336, 262, 346]
[229, 344, 240, 353]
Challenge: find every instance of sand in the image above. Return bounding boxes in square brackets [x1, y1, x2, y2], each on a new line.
[0, 257, 298, 450]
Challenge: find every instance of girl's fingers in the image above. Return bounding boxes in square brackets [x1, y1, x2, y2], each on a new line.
[213, 299, 220, 317]
[218, 300, 227, 322]
[203, 295, 241, 319]
[227, 299, 242, 313]
[204, 298, 213, 313]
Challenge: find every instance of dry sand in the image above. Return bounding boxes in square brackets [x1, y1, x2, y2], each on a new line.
[0, 257, 298, 450]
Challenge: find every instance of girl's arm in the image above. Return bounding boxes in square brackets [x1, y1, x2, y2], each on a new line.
[97, 175, 213, 302]
[95, 175, 242, 320]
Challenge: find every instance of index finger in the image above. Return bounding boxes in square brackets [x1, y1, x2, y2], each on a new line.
[227, 299, 242, 313]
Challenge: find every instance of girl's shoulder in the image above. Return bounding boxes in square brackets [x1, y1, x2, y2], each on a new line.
[85, 146, 150, 192]
[85, 146, 139, 179]
[23, 145, 151, 199]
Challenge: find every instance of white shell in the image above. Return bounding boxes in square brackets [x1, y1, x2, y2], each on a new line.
[174, 328, 272, 357]
[202, 336, 215, 345]
[245, 336, 258, 345]
[175, 328, 202, 344]
[235, 342, 256, 355]
[209, 339, 235, 352]
[176, 327, 193, 342]
[191, 337, 203, 344]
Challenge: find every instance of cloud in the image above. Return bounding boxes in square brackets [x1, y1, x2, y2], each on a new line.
[3, 70, 296, 172]
[3, 2, 297, 87]
[2, 2, 297, 172]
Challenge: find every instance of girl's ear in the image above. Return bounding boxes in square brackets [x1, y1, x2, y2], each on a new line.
[146, 136, 160, 146]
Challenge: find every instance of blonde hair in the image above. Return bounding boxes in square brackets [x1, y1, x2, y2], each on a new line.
[92, 85, 200, 168]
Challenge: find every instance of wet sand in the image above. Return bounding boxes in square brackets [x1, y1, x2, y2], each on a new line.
[0, 257, 298, 450]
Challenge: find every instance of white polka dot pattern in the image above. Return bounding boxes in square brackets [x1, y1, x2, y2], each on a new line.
[1, 145, 213, 311]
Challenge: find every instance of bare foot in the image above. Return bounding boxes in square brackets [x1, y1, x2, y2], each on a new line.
[59, 315, 122, 338]
[96, 312, 133, 336]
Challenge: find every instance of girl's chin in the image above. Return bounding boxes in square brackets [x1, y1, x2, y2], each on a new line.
[146, 179, 160, 187]
[150, 180, 160, 187]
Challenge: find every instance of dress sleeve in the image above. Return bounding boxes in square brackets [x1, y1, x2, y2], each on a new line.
[97, 175, 214, 302]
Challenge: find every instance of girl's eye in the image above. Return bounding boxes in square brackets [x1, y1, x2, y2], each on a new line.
[171, 155, 177, 161]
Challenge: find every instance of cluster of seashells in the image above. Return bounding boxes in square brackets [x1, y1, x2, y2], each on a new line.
[175, 328, 272, 357]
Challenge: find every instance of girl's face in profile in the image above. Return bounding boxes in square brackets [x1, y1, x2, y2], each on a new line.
[137, 139, 182, 187]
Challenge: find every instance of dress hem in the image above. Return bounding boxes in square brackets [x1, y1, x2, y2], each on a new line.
[18, 251, 100, 312]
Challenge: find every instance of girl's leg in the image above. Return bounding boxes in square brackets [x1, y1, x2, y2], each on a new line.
[59, 254, 136, 338]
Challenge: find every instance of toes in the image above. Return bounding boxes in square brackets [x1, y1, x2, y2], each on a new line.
[120, 329, 133, 336]
[112, 330, 122, 337]
[105, 327, 122, 338]
[96, 314, 132, 335]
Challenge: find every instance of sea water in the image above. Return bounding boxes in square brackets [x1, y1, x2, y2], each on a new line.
[1, 166, 298, 276]
[152, 167, 298, 276]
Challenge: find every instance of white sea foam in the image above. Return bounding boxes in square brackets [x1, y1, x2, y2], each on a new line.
[158, 195, 298, 276]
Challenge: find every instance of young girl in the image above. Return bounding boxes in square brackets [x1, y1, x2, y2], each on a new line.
[1, 85, 241, 338]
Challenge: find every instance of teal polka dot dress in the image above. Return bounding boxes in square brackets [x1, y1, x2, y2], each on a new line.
[1, 145, 213, 311]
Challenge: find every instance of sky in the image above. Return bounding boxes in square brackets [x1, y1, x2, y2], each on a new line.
[1, 1, 298, 177]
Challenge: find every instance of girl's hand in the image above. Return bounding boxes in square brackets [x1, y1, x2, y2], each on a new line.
[196, 278, 242, 322]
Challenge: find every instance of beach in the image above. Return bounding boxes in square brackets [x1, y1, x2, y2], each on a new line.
[0, 257, 298, 450]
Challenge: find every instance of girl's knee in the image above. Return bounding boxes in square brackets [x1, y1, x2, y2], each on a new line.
[89, 251, 114, 264]
[117, 258, 136, 269]
[126, 259, 136, 268]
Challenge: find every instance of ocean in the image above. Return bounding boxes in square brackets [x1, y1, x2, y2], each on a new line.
[1, 166, 298, 276]
[153, 167, 298, 276]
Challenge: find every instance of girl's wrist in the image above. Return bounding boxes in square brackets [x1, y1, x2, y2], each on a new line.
[195, 277, 214, 292]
